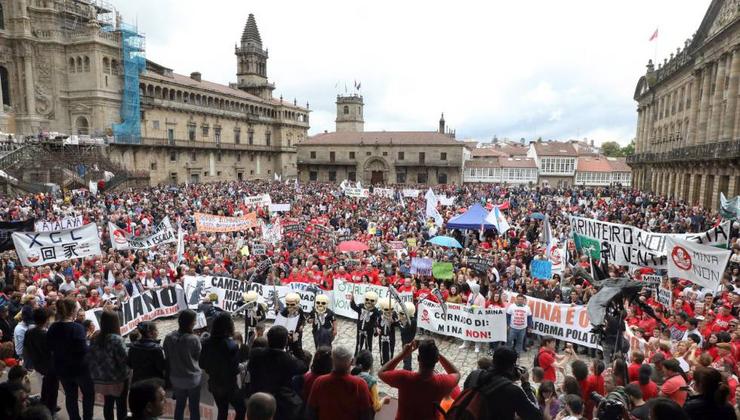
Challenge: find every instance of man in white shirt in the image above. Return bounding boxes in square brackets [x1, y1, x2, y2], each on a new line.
[506, 294, 532, 354]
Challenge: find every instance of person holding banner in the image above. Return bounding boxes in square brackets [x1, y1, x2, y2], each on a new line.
[350, 290, 380, 356]
[506, 294, 533, 355]
[308, 294, 336, 348]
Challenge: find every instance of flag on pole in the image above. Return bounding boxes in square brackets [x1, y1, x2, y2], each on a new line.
[425, 188, 443, 227]
[649, 28, 658, 42]
[541, 214, 553, 259]
[485, 206, 510, 234]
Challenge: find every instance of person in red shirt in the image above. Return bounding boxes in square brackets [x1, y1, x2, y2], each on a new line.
[713, 305, 736, 333]
[307, 345, 373, 420]
[630, 364, 658, 401]
[627, 351, 645, 382]
[536, 337, 560, 382]
[378, 339, 460, 420]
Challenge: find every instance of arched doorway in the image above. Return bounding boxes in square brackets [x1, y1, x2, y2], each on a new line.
[75, 116, 89, 135]
[363, 156, 389, 185]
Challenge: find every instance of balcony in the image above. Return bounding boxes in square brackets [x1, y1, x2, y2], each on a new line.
[297, 159, 356, 165]
[394, 161, 460, 168]
[111, 137, 294, 153]
[627, 140, 740, 164]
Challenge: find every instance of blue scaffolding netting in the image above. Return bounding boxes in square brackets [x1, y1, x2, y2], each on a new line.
[105, 22, 145, 144]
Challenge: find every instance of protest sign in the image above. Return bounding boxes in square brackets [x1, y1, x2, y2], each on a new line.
[467, 256, 493, 274]
[0, 219, 35, 251]
[108, 217, 176, 251]
[623, 321, 648, 356]
[438, 196, 455, 206]
[388, 241, 405, 250]
[657, 286, 672, 308]
[503, 291, 601, 348]
[273, 314, 300, 334]
[251, 243, 266, 255]
[244, 194, 272, 207]
[432, 262, 454, 280]
[13, 223, 102, 267]
[417, 300, 507, 343]
[410, 257, 432, 275]
[569, 217, 731, 269]
[641, 274, 662, 285]
[194, 212, 258, 232]
[35, 215, 83, 232]
[261, 220, 282, 244]
[373, 188, 395, 198]
[402, 189, 420, 198]
[269, 203, 291, 213]
[344, 188, 369, 198]
[332, 279, 412, 319]
[530, 260, 553, 280]
[85, 286, 185, 336]
[665, 236, 731, 291]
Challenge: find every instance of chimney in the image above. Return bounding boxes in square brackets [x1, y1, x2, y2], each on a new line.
[190, 72, 201, 82]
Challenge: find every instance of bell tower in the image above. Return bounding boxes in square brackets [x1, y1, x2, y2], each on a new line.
[235, 14, 275, 99]
[335, 94, 364, 132]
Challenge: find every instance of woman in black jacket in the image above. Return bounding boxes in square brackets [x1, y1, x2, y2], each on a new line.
[199, 313, 246, 420]
[127, 322, 166, 384]
[683, 366, 735, 420]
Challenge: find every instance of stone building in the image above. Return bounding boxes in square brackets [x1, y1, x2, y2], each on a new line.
[463, 146, 538, 184]
[574, 156, 632, 187]
[0, 1, 307, 186]
[527, 141, 577, 187]
[297, 96, 464, 185]
[630, 0, 740, 210]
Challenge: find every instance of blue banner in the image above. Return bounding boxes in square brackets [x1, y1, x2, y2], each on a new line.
[531, 260, 553, 280]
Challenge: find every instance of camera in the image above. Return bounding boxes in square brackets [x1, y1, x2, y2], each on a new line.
[590, 390, 630, 420]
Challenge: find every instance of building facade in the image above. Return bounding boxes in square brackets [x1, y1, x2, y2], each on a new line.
[527, 141, 577, 187]
[297, 97, 464, 185]
[575, 156, 632, 187]
[0, 1, 307, 185]
[630, 0, 740, 210]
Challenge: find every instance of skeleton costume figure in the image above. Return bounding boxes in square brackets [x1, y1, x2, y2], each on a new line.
[308, 294, 336, 348]
[237, 291, 266, 348]
[398, 302, 417, 371]
[350, 291, 380, 355]
[377, 298, 399, 365]
[279, 292, 306, 351]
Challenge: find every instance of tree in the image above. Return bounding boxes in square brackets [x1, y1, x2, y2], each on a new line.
[601, 141, 622, 157]
[620, 140, 635, 157]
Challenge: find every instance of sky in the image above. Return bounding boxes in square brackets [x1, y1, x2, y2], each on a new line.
[113, 0, 713, 146]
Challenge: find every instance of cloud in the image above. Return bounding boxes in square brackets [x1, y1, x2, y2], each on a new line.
[111, 0, 712, 146]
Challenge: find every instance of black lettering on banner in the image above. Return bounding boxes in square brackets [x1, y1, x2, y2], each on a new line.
[131, 295, 145, 320]
[41, 247, 56, 261]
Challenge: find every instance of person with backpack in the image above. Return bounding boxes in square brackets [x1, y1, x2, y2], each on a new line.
[448, 346, 542, 420]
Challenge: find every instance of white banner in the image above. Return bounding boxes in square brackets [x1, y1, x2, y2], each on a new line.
[261, 220, 282, 245]
[657, 285, 672, 308]
[402, 189, 421, 198]
[244, 194, 272, 207]
[331, 279, 413, 319]
[417, 300, 507, 342]
[85, 286, 185, 336]
[194, 212, 257, 232]
[34, 216, 84, 232]
[12, 223, 102, 267]
[269, 203, 291, 213]
[373, 188, 395, 198]
[438, 196, 456, 206]
[665, 236, 731, 291]
[344, 188, 369, 198]
[623, 321, 648, 356]
[503, 291, 601, 349]
[549, 239, 565, 276]
[108, 217, 176, 251]
[569, 217, 731, 269]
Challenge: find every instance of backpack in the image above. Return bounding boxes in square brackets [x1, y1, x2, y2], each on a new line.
[445, 371, 512, 420]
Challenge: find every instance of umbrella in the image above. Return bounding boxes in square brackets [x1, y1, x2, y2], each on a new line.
[428, 235, 462, 248]
[337, 240, 369, 252]
[530, 212, 545, 220]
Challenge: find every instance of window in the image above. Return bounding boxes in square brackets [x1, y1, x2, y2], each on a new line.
[152, 120, 160, 129]
[69, 58, 75, 73]
[396, 172, 406, 183]
[348, 171, 356, 182]
[202, 126, 209, 137]
[237, 172, 243, 181]
[330, 151, 335, 162]
[309, 171, 318, 181]
[167, 129, 174, 144]
[266, 132, 271, 146]
[0, 4, 5, 30]
[328, 171, 336, 182]
[83, 56, 90, 72]
[366, 151, 371, 156]
[417, 172, 428, 184]
[349, 151, 356, 159]
[170, 172, 178, 184]
[170, 151, 177, 162]
[438, 173, 448, 184]
[217, 151, 222, 162]
[150, 162, 157, 171]
[310, 151, 316, 159]
[398, 152, 405, 160]
[111, 59, 119, 76]
[217, 171, 222, 177]
[343, 105, 349, 115]
[214, 128, 221, 144]
[237, 152, 241, 162]
[188, 125, 196, 141]
[383, 151, 388, 156]
[419, 152, 425, 164]
[440, 152, 447, 161]
[235, 130, 241, 144]
[248, 130, 254, 145]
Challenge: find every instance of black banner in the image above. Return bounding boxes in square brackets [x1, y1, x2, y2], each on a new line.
[467, 256, 493, 274]
[0, 219, 34, 251]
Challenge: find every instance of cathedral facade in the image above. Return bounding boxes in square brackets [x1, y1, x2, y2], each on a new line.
[0, 1, 307, 185]
[631, 0, 740, 210]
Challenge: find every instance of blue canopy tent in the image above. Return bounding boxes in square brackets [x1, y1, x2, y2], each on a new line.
[446, 203, 494, 230]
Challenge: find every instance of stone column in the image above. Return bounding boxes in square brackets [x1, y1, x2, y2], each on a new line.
[686, 73, 701, 145]
[710, 171, 722, 212]
[723, 49, 740, 140]
[697, 63, 714, 144]
[0, 70, 5, 115]
[23, 55, 35, 118]
[635, 108, 644, 153]
[708, 57, 727, 143]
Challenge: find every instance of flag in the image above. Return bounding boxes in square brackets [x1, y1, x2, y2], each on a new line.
[398, 190, 405, 209]
[356, 180, 362, 189]
[485, 206, 510, 234]
[431, 288, 447, 318]
[425, 189, 443, 227]
[720, 192, 740, 220]
[540, 214, 553, 259]
[649, 28, 658, 42]
[357, 82, 361, 90]
[340, 179, 348, 190]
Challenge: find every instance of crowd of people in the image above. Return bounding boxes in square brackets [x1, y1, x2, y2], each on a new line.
[0, 179, 738, 419]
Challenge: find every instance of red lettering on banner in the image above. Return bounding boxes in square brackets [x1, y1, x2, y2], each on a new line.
[578, 310, 589, 328]
[565, 307, 575, 325]
[465, 329, 491, 339]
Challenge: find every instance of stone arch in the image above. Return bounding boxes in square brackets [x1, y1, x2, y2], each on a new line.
[154, 86, 161, 98]
[75, 116, 89, 135]
[103, 57, 110, 74]
[69, 57, 76, 73]
[83, 56, 90, 72]
[146, 84, 154, 96]
[363, 156, 390, 185]
[76, 57, 82, 73]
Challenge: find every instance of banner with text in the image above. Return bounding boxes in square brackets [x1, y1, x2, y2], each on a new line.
[417, 299, 507, 342]
[331, 279, 413, 319]
[35, 215, 84, 232]
[108, 217, 176, 251]
[12, 223, 102, 267]
[665, 236, 731, 291]
[194, 212, 258, 232]
[244, 194, 272, 207]
[569, 216, 730, 269]
[344, 188, 369, 198]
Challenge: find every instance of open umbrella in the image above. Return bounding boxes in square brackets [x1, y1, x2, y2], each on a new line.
[530, 212, 545, 220]
[428, 235, 462, 248]
[337, 240, 369, 252]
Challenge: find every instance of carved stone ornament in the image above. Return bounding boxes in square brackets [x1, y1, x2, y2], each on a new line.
[708, 0, 740, 38]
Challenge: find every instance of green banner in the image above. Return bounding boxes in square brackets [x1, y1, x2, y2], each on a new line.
[432, 261, 454, 280]
[573, 233, 601, 260]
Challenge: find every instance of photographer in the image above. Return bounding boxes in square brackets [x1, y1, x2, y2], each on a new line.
[459, 346, 542, 420]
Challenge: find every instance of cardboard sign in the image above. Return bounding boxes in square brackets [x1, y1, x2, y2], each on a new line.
[530, 260, 553, 280]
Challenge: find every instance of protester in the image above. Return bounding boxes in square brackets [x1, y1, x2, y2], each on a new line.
[683, 366, 736, 420]
[352, 349, 390, 413]
[199, 313, 246, 420]
[86, 310, 130, 420]
[537, 380, 560, 419]
[22, 307, 57, 414]
[307, 345, 373, 420]
[163, 310, 201, 420]
[301, 346, 332, 402]
[247, 392, 277, 420]
[127, 321, 166, 383]
[127, 378, 166, 420]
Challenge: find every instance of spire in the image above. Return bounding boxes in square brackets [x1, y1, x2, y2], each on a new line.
[241, 13, 262, 46]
